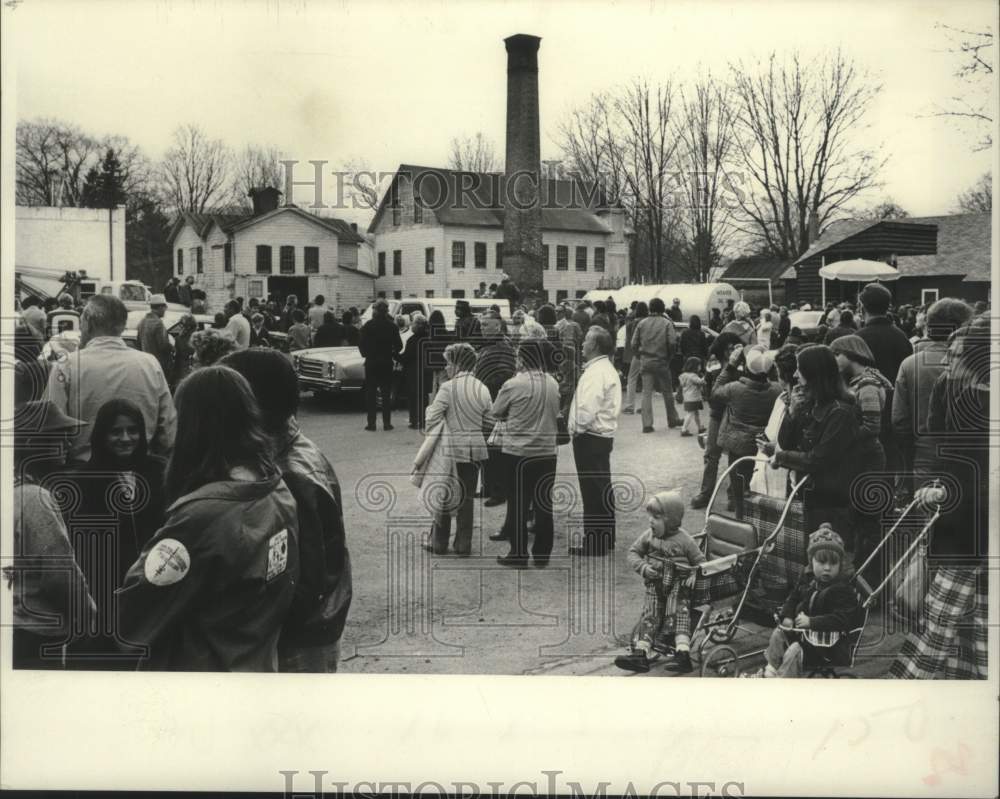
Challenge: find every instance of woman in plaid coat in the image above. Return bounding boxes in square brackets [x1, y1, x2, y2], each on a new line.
[891, 315, 991, 680]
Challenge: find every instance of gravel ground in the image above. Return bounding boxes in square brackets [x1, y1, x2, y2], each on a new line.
[297, 390, 901, 679]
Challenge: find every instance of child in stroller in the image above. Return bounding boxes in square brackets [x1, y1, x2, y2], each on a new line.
[616, 491, 706, 674]
[745, 524, 863, 677]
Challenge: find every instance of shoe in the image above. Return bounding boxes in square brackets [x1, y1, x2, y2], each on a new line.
[642, 426, 655, 433]
[622, 407, 635, 415]
[489, 531, 510, 542]
[384, 424, 394, 431]
[697, 433, 706, 450]
[532, 556, 550, 568]
[364, 425, 377, 431]
[614, 651, 650, 673]
[680, 431, 693, 437]
[421, 543, 446, 555]
[690, 493, 709, 509]
[496, 554, 530, 568]
[668, 421, 682, 429]
[662, 650, 693, 673]
[698, 427, 707, 434]
[484, 497, 506, 507]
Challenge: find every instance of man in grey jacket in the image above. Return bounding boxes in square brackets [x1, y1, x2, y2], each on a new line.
[630, 297, 681, 432]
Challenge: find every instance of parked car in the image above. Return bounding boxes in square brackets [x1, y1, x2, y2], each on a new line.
[788, 310, 826, 342]
[292, 297, 511, 399]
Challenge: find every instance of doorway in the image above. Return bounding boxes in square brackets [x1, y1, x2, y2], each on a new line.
[267, 276, 310, 308]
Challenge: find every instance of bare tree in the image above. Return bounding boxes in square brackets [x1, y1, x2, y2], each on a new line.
[447, 132, 501, 172]
[160, 124, 231, 214]
[228, 144, 284, 210]
[927, 24, 994, 151]
[613, 78, 685, 282]
[16, 118, 101, 206]
[673, 74, 739, 281]
[729, 50, 885, 260]
[340, 155, 386, 214]
[857, 198, 910, 220]
[955, 171, 992, 212]
[555, 92, 629, 206]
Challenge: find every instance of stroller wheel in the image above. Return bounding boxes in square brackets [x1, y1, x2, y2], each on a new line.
[700, 645, 741, 678]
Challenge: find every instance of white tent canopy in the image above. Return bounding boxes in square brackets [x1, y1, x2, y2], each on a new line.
[819, 259, 900, 282]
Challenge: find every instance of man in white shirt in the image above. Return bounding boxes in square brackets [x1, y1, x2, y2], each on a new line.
[567, 326, 622, 556]
[308, 295, 327, 331]
[223, 299, 251, 350]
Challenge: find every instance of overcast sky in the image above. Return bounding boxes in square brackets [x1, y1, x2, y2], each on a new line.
[8, 0, 997, 225]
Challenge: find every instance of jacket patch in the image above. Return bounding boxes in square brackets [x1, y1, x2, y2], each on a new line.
[144, 538, 190, 586]
[266, 529, 289, 582]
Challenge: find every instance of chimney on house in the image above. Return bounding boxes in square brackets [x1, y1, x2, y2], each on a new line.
[350, 222, 358, 234]
[502, 33, 543, 297]
[248, 186, 282, 216]
[807, 209, 820, 247]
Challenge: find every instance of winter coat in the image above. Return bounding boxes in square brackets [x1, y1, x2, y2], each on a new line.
[856, 316, 912, 383]
[116, 470, 300, 671]
[714, 376, 782, 456]
[780, 569, 863, 665]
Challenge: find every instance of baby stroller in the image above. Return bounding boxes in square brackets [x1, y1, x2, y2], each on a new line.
[647, 455, 811, 674]
[699, 485, 945, 677]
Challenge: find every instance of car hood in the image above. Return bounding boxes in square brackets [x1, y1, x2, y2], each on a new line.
[292, 346, 362, 362]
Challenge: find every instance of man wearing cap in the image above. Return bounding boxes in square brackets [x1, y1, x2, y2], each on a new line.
[46, 294, 81, 339]
[46, 295, 176, 461]
[137, 294, 174, 375]
[667, 297, 683, 323]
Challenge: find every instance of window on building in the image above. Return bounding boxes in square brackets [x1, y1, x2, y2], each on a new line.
[224, 242, 232, 272]
[556, 245, 568, 271]
[393, 250, 402, 276]
[177, 249, 184, 274]
[921, 288, 939, 305]
[256, 245, 272, 273]
[496, 243, 503, 270]
[280, 246, 295, 274]
[304, 246, 319, 274]
[594, 247, 605, 273]
[425, 247, 435, 274]
[541, 290, 550, 303]
[393, 290, 402, 299]
[196, 246, 204, 274]
[452, 241, 466, 269]
[391, 195, 400, 226]
[474, 242, 487, 269]
[556, 289, 568, 304]
[451, 289, 465, 298]
[576, 246, 587, 271]
[378, 252, 386, 276]
[190, 248, 199, 274]
[542, 244, 550, 270]
[425, 289, 434, 298]
[575, 290, 587, 298]
[248, 280, 264, 299]
[414, 198, 423, 224]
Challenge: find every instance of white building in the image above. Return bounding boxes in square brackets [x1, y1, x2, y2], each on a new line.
[15, 205, 127, 293]
[369, 165, 630, 304]
[167, 188, 375, 313]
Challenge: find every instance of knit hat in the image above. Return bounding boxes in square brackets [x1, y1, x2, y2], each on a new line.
[807, 524, 845, 561]
[646, 490, 685, 529]
[744, 345, 775, 375]
[829, 334, 876, 367]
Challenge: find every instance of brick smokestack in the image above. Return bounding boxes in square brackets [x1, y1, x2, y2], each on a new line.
[502, 34, 543, 299]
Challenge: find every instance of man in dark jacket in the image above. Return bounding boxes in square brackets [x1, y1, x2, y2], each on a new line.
[856, 283, 912, 383]
[475, 320, 517, 505]
[164, 277, 181, 304]
[359, 299, 403, 431]
[454, 300, 482, 345]
[137, 294, 173, 375]
[221, 349, 352, 673]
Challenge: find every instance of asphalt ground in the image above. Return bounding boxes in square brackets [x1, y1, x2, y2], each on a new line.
[297, 389, 903, 678]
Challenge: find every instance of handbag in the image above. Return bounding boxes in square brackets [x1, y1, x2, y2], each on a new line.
[556, 413, 571, 446]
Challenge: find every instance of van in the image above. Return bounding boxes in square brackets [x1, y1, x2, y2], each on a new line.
[359, 297, 512, 331]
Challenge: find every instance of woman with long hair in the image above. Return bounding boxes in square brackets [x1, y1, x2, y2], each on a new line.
[116, 366, 300, 671]
[70, 398, 169, 668]
[764, 344, 860, 535]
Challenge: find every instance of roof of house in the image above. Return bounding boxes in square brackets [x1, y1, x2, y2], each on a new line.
[784, 213, 991, 282]
[168, 206, 365, 244]
[337, 264, 377, 279]
[368, 164, 615, 235]
[720, 254, 791, 282]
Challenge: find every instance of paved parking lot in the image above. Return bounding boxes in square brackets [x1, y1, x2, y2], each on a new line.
[298, 390, 903, 678]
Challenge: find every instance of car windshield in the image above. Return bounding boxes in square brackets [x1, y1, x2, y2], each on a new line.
[119, 284, 148, 302]
[790, 311, 824, 327]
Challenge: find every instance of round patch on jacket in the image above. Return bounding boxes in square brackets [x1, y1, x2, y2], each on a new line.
[144, 538, 191, 586]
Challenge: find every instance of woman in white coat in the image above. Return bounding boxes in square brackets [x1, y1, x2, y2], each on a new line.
[422, 343, 493, 556]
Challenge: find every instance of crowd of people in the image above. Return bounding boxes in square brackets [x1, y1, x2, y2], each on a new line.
[8, 277, 992, 680]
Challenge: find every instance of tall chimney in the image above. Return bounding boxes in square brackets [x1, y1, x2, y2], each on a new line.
[502, 34, 543, 300]
[807, 209, 820, 247]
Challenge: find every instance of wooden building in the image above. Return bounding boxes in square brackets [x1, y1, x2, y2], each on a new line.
[783, 213, 991, 307]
